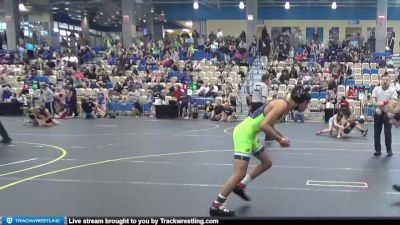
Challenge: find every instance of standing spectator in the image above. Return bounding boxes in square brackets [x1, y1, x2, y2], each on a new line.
[312, 28, 320, 44]
[372, 73, 398, 156]
[97, 87, 108, 116]
[338, 96, 350, 111]
[41, 83, 55, 116]
[66, 84, 78, 117]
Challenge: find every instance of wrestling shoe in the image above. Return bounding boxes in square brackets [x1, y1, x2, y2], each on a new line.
[209, 204, 235, 217]
[1, 138, 12, 144]
[233, 187, 251, 201]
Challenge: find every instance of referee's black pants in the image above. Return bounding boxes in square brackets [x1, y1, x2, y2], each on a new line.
[374, 112, 392, 153]
[0, 121, 11, 141]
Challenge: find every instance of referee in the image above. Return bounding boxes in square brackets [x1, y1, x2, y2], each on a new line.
[250, 74, 271, 141]
[250, 74, 270, 114]
[371, 72, 398, 156]
[0, 120, 12, 144]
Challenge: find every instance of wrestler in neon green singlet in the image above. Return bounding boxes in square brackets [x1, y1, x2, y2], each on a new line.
[233, 100, 284, 157]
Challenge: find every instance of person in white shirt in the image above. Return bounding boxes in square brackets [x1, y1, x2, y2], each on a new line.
[216, 29, 223, 40]
[372, 73, 398, 156]
[198, 83, 210, 96]
[41, 83, 55, 115]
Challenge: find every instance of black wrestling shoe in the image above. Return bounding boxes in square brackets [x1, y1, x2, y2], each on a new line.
[362, 129, 368, 137]
[1, 138, 12, 144]
[374, 151, 381, 156]
[393, 185, 400, 192]
[233, 187, 251, 201]
[209, 205, 235, 217]
[387, 150, 393, 157]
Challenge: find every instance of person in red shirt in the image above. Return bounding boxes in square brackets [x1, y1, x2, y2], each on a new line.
[172, 84, 189, 117]
[347, 86, 357, 99]
[172, 84, 183, 102]
[338, 96, 350, 110]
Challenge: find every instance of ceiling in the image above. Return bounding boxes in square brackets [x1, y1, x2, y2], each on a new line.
[3, 0, 400, 30]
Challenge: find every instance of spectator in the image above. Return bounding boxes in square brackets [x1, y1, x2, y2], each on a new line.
[220, 101, 236, 122]
[338, 96, 350, 111]
[66, 84, 78, 118]
[211, 100, 223, 121]
[41, 83, 55, 115]
[203, 101, 214, 119]
[81, 98, 96, 119]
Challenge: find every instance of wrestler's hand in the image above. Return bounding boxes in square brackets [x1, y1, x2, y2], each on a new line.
[279, 137, 290, 147]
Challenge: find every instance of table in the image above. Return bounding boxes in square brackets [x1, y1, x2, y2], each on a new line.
[0, 102, 24, 116]
[155, 105, 179, 119]
[324, 108, 337, 123]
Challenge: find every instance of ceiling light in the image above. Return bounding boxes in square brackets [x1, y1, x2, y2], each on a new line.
[185, 21, 193, 26]
[65, 7, 69, 11]
[164, 19, 167, 22]
[52, 7, 59, 10]
[161, 11, 165, 16]
[284, 1, 290, 9]
[65, 2, 70, 5]
[19, 3, 27, 11]
[100, 12, 103, 15]
[93, 19, 96, 22]
[193, 1, 199, 10]
[247, 15, 253, 20]
[166, 29, 174, 33]
[150, 7, 154, 13]
[112, 15, 115, 18]
[239, 1, 245, 9]
[182, 29, 190, 33]
[116, 11, 120, 14]
[332, 1, 337, 9]
[143, 19, 146, 23]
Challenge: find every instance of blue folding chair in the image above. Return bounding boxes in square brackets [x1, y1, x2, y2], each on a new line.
[319, 91, 327, 99]
[311, 92, 320, 99]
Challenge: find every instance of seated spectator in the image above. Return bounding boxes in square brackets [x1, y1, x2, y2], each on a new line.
[2, 85, 13, 102]
[220, 101, 236, 122]
[81, 98, 96, 119]
[211, 100, 223, 121]
[347, 86, 357, 99]
[198, 83, 210, 97]
[132, 101, 143, 117]
[203, 101, 214, 119]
